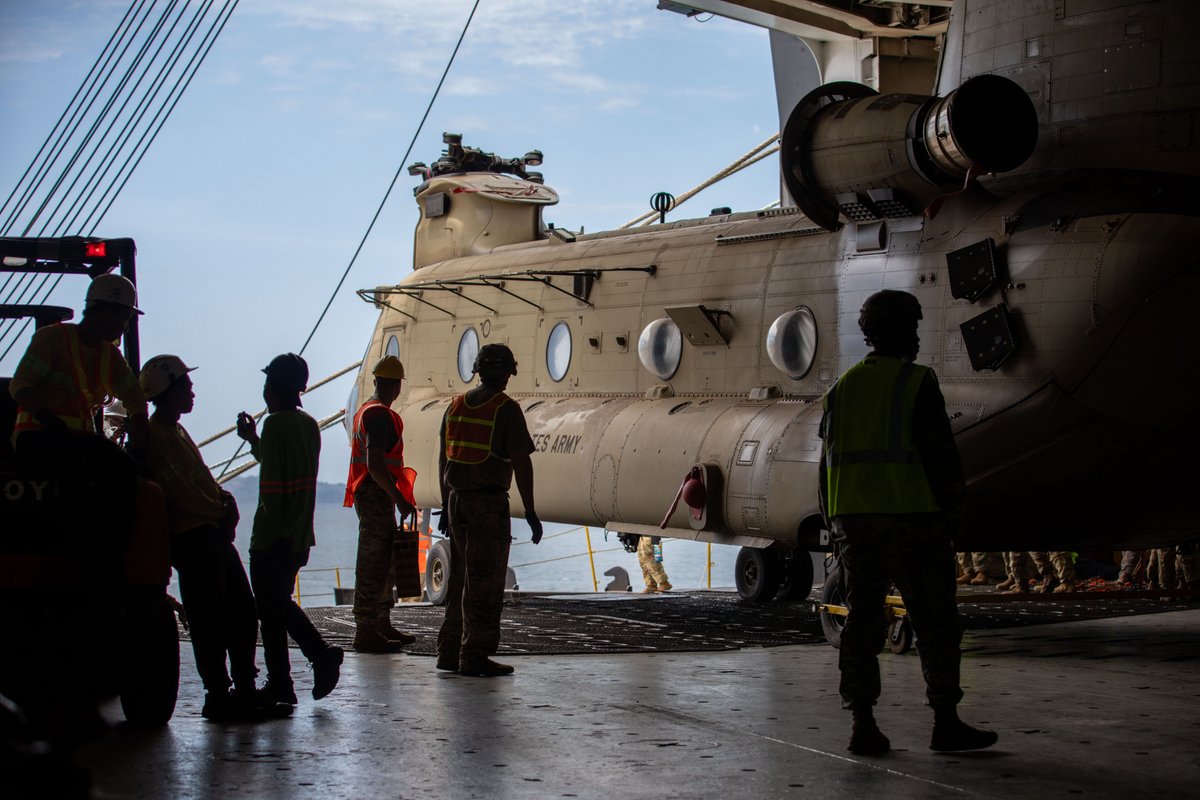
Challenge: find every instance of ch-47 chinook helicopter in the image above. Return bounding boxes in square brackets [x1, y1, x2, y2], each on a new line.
[351, 0, 1199, 602]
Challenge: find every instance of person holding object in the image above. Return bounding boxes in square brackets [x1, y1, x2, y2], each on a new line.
[343, 355, 419, 653]
[637, 536, 671, 593]
[818, 290, 997, 756]
[435, 343, 541, 677]
[237, 353, 344, 705]
[141, 354, 289, 722]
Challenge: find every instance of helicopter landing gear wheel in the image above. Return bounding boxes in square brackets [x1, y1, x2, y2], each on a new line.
[734, 546, 782, 603]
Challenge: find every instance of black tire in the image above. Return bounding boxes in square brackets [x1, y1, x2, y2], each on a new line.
[734, 546, 782, 603]
[425, 539, 451, 606]
[887, 617, 913, 654]
[776, 550, 816, 601]
[119, 593, 179, 725]
[819, 567, 847, 649]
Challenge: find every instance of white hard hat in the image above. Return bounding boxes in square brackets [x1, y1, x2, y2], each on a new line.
[140, 354, 196, 400]
[85, 273, 143, 314]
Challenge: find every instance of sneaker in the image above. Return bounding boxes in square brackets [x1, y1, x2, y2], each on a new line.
[375, 620, 417, 646]
[930, 719, 998, 752]
[231, 687, 294, 719]
[202, 690, 291, 723]
[458, 658, 514, 677]
[353, 627, 405, 653]
[260, 679, 298, 706]
[311, 647, 344, 701]
[435, 654, 459, 672]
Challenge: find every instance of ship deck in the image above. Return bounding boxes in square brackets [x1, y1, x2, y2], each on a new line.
[76, 591, 1200, 799]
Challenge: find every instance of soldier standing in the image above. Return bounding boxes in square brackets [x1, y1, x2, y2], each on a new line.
[819, 290, 997, 756]
[344, 355, 419, 653]
[637, 536, 671, 593]
[435, 344, 541, 677]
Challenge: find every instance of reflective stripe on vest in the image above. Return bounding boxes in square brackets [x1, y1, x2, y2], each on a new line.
[821, 355, 940, 517]
[13, 323, 115, 436]
[343, 399, 417, 507]
[445, 392, 509, 465]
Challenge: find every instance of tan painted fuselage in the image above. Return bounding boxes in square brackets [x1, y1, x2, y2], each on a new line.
[355, 0, 1198, 563]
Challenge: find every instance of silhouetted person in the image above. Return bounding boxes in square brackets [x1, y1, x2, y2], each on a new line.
[819, 290, 997, 756]
[237, 353, 343, 705]
[344, 355, 418, 652]
[436, 344, 541, 677]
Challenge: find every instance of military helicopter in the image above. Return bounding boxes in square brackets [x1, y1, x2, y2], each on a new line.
[350, 0, 1199, 602]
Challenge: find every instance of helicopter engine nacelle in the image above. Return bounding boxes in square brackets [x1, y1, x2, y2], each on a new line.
[781, 74, 1038, 230]
[411, 173, 559, 268]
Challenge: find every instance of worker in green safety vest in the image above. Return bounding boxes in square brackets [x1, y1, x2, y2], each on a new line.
[818, 289, 998, 757]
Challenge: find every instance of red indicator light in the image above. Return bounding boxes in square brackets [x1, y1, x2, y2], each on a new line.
[84, 242, 107, 257]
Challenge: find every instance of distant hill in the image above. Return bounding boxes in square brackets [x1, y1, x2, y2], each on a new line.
[223, 475, 347, 506]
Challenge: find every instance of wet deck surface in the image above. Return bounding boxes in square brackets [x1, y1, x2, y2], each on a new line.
[79, 594, 1200, 799]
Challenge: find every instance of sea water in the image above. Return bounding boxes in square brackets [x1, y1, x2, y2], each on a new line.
[205, 479, 738, 608]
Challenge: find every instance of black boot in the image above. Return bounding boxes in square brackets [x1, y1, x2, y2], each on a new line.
[930, 709, 998, 752]
[848, 709, 891, 756]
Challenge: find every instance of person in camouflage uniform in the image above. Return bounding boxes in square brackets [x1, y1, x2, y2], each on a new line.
[637, 536, 671, 593]
[344, 356, 418, 653]
[1030, 551, 1076, 593]
[819, 290, 996, 756]
[436, 344, 542, 677]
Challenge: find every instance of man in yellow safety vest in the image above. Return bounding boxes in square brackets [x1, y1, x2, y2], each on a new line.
[435, 343, 541, 677]
[9, 273, 148, 536]
[819, 290, 997, 756]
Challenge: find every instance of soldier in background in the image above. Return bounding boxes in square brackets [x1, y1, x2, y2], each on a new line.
[344, 355, 419, 653]
[637, 536, 671, 593]
[435, 344, 541, 677]
[819, 290, 997, 756]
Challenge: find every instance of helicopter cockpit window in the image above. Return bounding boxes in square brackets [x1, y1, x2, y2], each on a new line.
[766, 306, 818, 379]
[457, 328, 479, 383]
[638, 317, 682, 381]
[546, 321, 572, 382]
[385, 334, 400, 358]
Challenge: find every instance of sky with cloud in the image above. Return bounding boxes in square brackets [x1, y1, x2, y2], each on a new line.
[0, 0, 781, 482]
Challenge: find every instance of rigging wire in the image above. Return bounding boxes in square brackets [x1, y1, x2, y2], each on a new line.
[0, 0, 240, 361]
[215, 0, 481, 482]
[297, 0, 481, 357]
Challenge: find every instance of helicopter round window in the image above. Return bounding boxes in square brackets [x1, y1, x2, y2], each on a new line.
[766, 306, 818, 379]
[546, 321, 572, 382]
[385, 335, 400, 358]
[637, 318, 682, 381]
[456, 328, 479, 383]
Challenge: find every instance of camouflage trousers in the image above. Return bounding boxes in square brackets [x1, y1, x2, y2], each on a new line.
[352, 481, 398, 628]
[637, 537, 669, 588]
[436, 489, 512, 665]
[832, 514, 963, 712]
[1030, 551, 1076, 583]
[1150, 544, 1200, 589]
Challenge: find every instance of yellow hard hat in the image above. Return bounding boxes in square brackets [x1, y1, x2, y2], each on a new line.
[372, 355, 406, 380]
